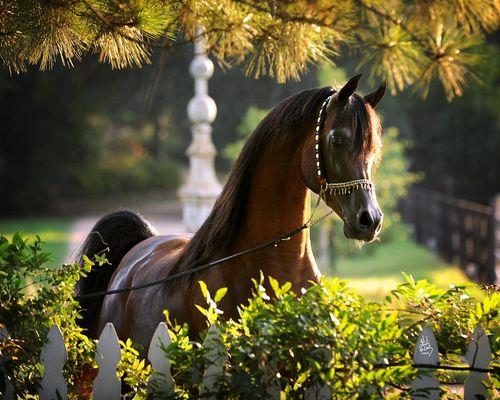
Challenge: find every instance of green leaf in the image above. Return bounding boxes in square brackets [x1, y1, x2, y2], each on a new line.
[195, 304, 208, 318]
[198, 280, 210, 301]
[214, 287, 228, 303]
[281, 282, 292, 295]
[269, 276, 280, 297]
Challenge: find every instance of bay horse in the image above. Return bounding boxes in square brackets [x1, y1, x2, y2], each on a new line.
[75, 75, 386, 353]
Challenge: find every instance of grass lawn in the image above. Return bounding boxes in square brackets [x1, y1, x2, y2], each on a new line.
[327, 239, 471, 299]
[0, 218, 73, 267]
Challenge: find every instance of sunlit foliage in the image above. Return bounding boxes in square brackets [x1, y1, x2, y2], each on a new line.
[0, 0, 498, 99]
[1, 233, 498, 398]
[160, 275, 499, 398]
[0, 233, 152, 398]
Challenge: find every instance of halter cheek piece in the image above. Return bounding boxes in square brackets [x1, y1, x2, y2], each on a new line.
[315, 95, 374, 197]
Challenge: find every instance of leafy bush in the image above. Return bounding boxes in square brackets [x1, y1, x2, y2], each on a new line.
[73, 113, 182, 197]
[0, 233, 151, 398]
[161, 277, 498, 399]
[1, 234, 498, 399]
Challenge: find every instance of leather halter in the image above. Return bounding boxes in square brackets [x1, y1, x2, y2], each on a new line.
[315, 95, 374, 196]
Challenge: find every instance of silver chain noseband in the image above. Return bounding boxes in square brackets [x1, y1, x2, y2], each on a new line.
[315, 95, 374, 197]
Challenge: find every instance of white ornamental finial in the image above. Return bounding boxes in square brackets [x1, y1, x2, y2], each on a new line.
[179, 27, 222, 232]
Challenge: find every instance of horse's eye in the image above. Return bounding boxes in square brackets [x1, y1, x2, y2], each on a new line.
[331, 134, 343, 145]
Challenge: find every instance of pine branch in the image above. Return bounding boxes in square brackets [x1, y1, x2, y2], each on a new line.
[80, 0, 220, 51]
[232, 0, 336, 29]
[80, 0, 160, 46]
[354, 0, 427, 49]
[0, 0, 495, 99]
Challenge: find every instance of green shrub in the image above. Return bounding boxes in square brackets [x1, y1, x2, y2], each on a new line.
[0, 233, 151, 398]
[1, 234, 498, 399]
[0, 233, 95, 395]
[160, 276, 498, 399]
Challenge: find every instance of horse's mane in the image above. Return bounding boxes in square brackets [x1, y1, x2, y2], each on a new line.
[171, 86, 380, 281]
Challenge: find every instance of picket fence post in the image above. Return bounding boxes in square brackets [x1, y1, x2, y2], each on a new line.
[93, 323, 121, 400]
[0, 325, 14, 400]
[304, 381, 332, 400]
[465, 325, 491, 400]
[148, 322, 174, 396]
[412, 325, 440, 400]
[304, 348, 332, 400]
[201, 324, 227, 399]
[40, 325, 67, 400]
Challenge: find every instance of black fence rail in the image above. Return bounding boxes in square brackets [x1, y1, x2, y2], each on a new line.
[400, 188, 498, 285]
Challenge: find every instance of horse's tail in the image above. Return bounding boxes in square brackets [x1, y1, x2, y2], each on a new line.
[74, 210, 157, 337]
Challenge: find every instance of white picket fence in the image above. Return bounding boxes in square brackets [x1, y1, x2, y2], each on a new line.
[0, 323, 493, 399]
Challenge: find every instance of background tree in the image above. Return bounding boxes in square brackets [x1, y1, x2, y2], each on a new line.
[1, 2, 498, 215]
[1, 0, 499, 100]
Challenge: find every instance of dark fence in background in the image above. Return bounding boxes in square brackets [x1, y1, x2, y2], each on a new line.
[400, 188, 499, 285]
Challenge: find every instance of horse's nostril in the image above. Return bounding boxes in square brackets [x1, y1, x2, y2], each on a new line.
[358, 210, 373, 230]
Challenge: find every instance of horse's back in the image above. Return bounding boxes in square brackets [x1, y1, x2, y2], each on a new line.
[98, 234, 190, 340]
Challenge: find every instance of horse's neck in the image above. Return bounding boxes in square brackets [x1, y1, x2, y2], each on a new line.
[234, 129, 315, 269]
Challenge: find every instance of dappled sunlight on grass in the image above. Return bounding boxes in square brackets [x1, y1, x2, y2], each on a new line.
[342, 277, 401, 299]
[429, 266, 470, 286]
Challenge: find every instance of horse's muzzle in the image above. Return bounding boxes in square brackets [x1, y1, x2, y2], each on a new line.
[343, 209, 383, 242]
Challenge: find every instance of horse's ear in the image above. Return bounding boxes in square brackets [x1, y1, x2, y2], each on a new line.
[328, 74, 362, 109]
[364, 81, 386, 109]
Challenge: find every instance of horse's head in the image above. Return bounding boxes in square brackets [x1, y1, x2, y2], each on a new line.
[302, 75, 386, 242]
